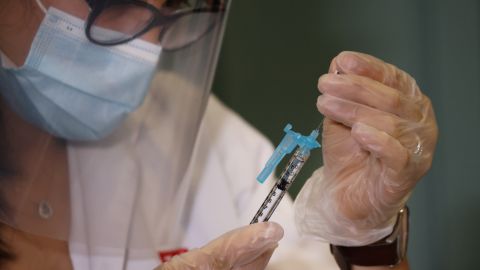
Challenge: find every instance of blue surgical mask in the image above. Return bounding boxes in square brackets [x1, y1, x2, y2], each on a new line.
[0, 7, 161, 141]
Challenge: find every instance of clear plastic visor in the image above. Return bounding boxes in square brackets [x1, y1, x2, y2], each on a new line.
[0, 0, 230, 254]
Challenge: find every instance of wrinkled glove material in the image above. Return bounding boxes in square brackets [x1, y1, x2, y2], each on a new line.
[295, 51, 438, 246]
[158, 222, 284, 270]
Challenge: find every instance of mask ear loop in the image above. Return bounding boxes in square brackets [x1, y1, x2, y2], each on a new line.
[35, 0, 47, 14]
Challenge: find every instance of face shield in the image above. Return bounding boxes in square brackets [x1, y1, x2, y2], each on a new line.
[0, 0, 230, 257]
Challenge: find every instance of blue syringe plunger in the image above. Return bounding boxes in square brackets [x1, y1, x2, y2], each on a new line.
[256, 123, 321, 183]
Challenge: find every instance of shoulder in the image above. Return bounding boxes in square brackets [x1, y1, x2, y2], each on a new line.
[182, 96, 275, 244]
[198, 95, 275, 177]
[187, 95, 277, 217]
[201, 95, 273, 153]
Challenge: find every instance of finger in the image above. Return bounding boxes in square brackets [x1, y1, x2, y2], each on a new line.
[329, 51, 421, 98]
[233, 246, 277, 270]
[322, 118, 364, 166]
[317, 94, 404, 139]
[206, 222, 284, 267]
[323, 118, 352, 146]
[351, 122, 409, 173]
[161, 223, 283, 270]
[318, 73, 422, 121]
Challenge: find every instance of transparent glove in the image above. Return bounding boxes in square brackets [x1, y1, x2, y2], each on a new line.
[295, 51, 438, 246]
[156, 222, 284, 270]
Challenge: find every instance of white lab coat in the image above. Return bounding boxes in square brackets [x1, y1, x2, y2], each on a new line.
[67, 95, 338, 270]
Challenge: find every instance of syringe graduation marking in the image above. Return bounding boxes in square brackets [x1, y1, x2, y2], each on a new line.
[250, 123, 320, 224]
[250, 151, 307, 224]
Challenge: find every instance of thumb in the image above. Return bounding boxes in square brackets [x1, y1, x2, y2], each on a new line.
[233, 246, 278, 270]
[204, 222, 284, 267]
[159, 222, 284, 270]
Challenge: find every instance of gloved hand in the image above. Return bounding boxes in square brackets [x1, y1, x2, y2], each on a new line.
[156, 222, 284, 270]
[294, 51, 438, 246]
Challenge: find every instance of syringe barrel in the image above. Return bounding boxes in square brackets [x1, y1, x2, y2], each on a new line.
[250, 148, 310, 224]
[278, 148, 310, 187]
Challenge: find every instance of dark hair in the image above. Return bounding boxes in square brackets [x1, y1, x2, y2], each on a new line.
[0, 226, 15, 267]
[0, 0, 39, 261]
[0, 108, 15, 265]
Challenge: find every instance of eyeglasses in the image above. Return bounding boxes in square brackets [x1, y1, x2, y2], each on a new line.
[84, 0, 226, 49]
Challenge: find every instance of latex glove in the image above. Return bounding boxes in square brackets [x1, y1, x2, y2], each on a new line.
[156, 222, 284, 270]
[294, 51, 438, 246]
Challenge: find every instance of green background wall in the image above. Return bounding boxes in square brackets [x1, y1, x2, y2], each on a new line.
[212, 0, 480, 269]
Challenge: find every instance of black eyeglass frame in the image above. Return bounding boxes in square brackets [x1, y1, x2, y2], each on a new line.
[84, 0, 225, 47]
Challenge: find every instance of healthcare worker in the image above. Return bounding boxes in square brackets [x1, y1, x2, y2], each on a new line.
[0, 0, 438, 269]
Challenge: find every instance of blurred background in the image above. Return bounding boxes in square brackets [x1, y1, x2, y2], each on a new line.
[212, 0, 479, 269]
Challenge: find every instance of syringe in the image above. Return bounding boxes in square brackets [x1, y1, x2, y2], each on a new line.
[250, 124, 321, 224]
